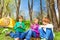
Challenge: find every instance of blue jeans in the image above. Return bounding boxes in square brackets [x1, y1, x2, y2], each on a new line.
[26, 29, 37, 40]
[39, 28, 53, 40]
[10, 31, 28, 40]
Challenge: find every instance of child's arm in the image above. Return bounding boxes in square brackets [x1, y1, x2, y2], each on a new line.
[33, 24, 39, 30]
[45, 28, 52, 39]
[20, 23, 26, 30]
[46, 24, 53, 32]
[33, 25, 39, 29]
[30, 24, 33, 29]
[14, 22, 20, 30]
[46, 24, 53, 28]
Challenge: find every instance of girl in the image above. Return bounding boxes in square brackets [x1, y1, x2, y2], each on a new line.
[39, 17, 54, 40]
[26, 18, 40, 40]
[6, 16, 26, 40]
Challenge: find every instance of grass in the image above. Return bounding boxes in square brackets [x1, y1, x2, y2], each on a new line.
[54, 32, 60, 40]
[0, 27, 60, 40]
[0, 28, 14, 40]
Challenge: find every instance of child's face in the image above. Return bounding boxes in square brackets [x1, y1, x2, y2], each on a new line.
[33, 18, 38, 24]
[42, 21, 48, 25]
[19, 18, 23, 22]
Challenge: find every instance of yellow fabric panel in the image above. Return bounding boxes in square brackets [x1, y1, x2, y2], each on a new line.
[0, 17, 9, 27]
[8, 18, 15, 28]
[0, 17, 15, 28]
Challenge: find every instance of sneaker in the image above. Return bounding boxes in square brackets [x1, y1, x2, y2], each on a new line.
[41, 38, 46, 40]
[24, 39, 26, 40]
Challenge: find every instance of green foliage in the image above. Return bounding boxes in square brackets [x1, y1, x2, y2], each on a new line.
[39, 22, 43, 25]
[2, 0, 15, 17]
[24, 21, 30, 30]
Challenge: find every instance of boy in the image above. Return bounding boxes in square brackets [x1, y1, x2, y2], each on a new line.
[39, 17, 54, 40]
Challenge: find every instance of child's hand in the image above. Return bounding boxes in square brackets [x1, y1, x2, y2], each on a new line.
[19, 25, 22, 28]
[40, 25, 45, 28]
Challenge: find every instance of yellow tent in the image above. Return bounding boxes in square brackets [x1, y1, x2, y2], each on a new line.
[8, 18, 15, 28]
[0, 17, 15, 28]
[0, 17, 8, 27]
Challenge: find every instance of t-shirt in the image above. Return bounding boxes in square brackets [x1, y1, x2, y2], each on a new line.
[31, 24, 39, 33]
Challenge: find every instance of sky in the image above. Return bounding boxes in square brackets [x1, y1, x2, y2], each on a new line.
[12, 0, 58, 20]
[20, 0, 46, 12]
[19, 0, 46, 19]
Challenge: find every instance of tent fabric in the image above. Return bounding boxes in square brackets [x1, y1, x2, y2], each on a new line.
[0, 17, 15, 28]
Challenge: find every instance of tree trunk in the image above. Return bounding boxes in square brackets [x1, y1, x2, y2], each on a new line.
[38, 0, 43, 22]
[46, 0, 50, 18]
[57, 0, 60, 27]
[50, 0, 58, 31]
[46, 0, 53, 23]
[0, 7, 3, 19]
[40, 0, 43, 22]
[9, 12, 11, 17]
[28, 0, 33, 22]
[0, 0, 4, 19]
[16, 0, 21, 21]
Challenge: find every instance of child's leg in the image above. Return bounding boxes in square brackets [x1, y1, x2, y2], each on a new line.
[9, 32, 16, 38]
[31, 31, 36, 40]
[46, 28, 53, 40]
[39, 28, 46, 38]
[10, 31, 20, 38]
[45, 28, 52, 39]
[30, 31, 40, 40]
[48, 34, 53, 40]
[20, 31, 29, 40]
[32, 31, 37, 38]
[26, 29, 32, 40]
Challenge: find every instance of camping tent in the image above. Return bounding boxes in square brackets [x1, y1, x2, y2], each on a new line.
[0, 17, 15, 28]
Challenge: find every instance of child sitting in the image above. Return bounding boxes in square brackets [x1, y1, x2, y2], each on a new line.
[6, 16, 26, 40]
[39, 17, 54, 40]
[26, 18, 40, 40]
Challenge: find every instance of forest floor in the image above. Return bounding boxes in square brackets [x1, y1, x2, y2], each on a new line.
[0, 27, 60, 40]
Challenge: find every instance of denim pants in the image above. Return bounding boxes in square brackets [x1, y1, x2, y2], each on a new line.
[39, 28, 53, 40]
[10, 31, 28, 40]
[26, 29, 37, 40]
